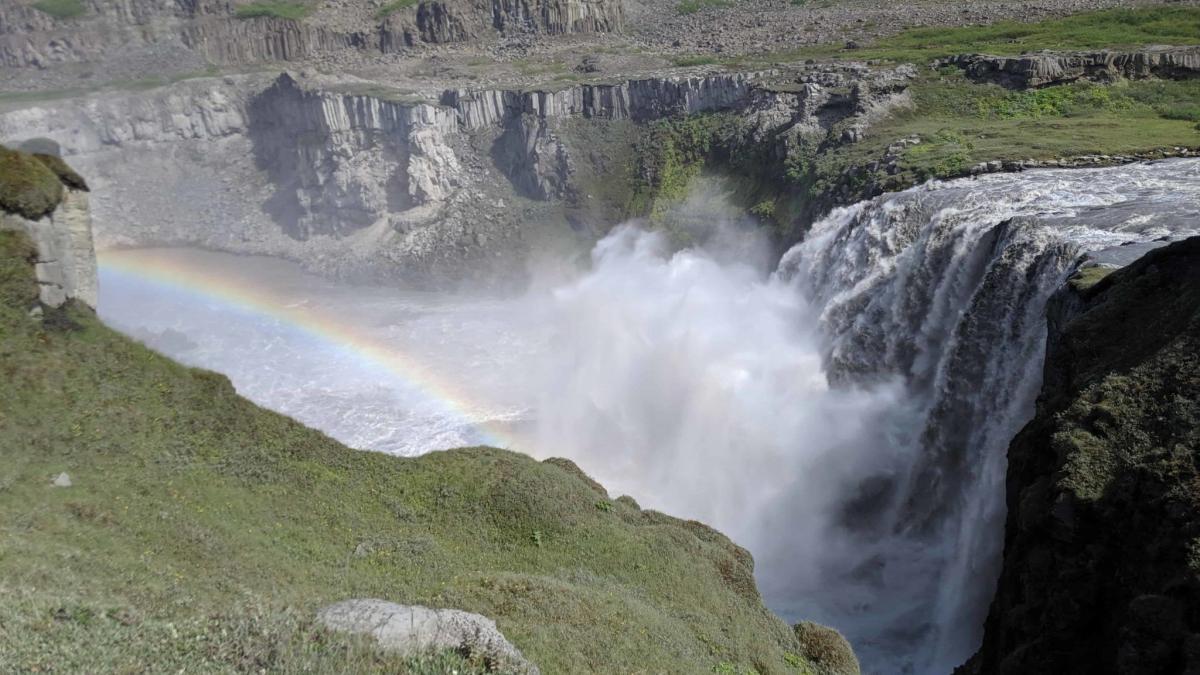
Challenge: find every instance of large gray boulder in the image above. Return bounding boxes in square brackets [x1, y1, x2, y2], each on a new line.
[317, 599, 539, 674]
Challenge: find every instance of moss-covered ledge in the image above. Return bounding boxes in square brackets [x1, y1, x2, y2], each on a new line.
[0, 145, 88, 221]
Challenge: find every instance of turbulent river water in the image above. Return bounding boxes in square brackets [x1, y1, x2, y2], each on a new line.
[99, 159, 1200, 673]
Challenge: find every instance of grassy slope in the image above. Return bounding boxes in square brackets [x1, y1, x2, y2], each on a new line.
[0, 229, 820, 673]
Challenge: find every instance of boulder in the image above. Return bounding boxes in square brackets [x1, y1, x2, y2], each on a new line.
[317, 599, 539, 674]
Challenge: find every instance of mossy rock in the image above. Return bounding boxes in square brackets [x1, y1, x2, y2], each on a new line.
[794, 621, 861, 675]
[32, 153, 89, 192]
[0, 145, 65, 220]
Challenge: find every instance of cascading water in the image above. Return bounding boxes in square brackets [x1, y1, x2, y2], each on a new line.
[526, 159, 1200, 673]
[98, 159, 1200, 674]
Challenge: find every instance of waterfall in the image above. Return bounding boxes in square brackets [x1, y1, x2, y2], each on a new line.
[770, 158, 1200, 671]
[98, 159, 1200, 674]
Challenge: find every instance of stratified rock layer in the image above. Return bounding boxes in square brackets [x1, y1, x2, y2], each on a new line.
[941, 46, 1200, 88]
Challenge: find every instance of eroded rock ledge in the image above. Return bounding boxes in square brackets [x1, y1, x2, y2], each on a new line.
[940, 45, 1200, 89]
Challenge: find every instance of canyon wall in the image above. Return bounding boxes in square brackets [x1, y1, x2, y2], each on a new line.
[0, 64, 911, 286]
[0, 0, 623, 85]
[958, 237, 1200, 675]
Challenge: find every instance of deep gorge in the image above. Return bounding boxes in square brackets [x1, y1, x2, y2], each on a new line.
[5, 4, 1200, 672]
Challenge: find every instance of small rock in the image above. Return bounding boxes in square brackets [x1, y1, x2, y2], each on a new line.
[28, 306, 43, 320]
[52, 472, 71, 488]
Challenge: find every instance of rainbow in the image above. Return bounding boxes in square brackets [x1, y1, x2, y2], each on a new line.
[97, 248, 521, 452]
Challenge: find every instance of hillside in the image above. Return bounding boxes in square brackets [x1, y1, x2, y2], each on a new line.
[0, 158, 848, 672]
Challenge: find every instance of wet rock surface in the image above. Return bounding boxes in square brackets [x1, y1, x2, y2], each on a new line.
[961, 236, 1200, 675]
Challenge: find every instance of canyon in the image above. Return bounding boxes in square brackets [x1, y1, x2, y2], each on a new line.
[4, 1, 1200, 673]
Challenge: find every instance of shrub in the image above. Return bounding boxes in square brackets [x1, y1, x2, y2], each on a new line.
[794, 621, 861, 675]
[31, 0, 85, 19]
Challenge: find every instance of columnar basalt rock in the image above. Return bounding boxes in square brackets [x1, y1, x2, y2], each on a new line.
[0, 149, 97, 308]
[961, 236, 1200, 675]
[940, 46, 1200, 89]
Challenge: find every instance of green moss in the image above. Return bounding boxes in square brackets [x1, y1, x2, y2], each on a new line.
[676, 0, 731, 14]
[233, 1, 311, 20]
[1068, 266, 1115, 293]
[0, 231, 823, 673]
[31, 0, 85, 19]
[793, 621, 860, 675]
[376, 0, 419, 19]
[0, 146, 65, 220]
[626, 115, 727, 226]
[807, 73, 1200, 194]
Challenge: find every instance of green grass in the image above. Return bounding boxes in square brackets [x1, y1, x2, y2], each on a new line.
[376, 0, 419, 19]
[30, 0, 85, 19]
[233, 1, 311, 20]
[0, 226, 821, 672]
[676, 0, 731, 14]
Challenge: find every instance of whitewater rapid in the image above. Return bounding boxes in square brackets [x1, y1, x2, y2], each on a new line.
[99, 158, 1200, 674]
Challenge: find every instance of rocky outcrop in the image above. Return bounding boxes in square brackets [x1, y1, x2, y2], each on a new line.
[941, 46, 1200, 89]
[962, 237, 1200, 674]
[0, 0, 623, 87]
[0, 61, 915, 286]
[246, 73, 462, 238]
[443, 71, 759, 129]
[180, 16, 368, 65]
[491, 0, 622, 35]
[318, 600, 539, 674]
[0, 147, 97, 308]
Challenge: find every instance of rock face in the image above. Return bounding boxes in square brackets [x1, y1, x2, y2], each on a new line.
[0, 69, 783, 285]
[0, 149, 97, 309]
[963, 236, 1200, 674]
[0, 62, 913, 286]
[317, 599, 539, 674]
[0, 0, 623, 86]
[941, 46, 1200, 89]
